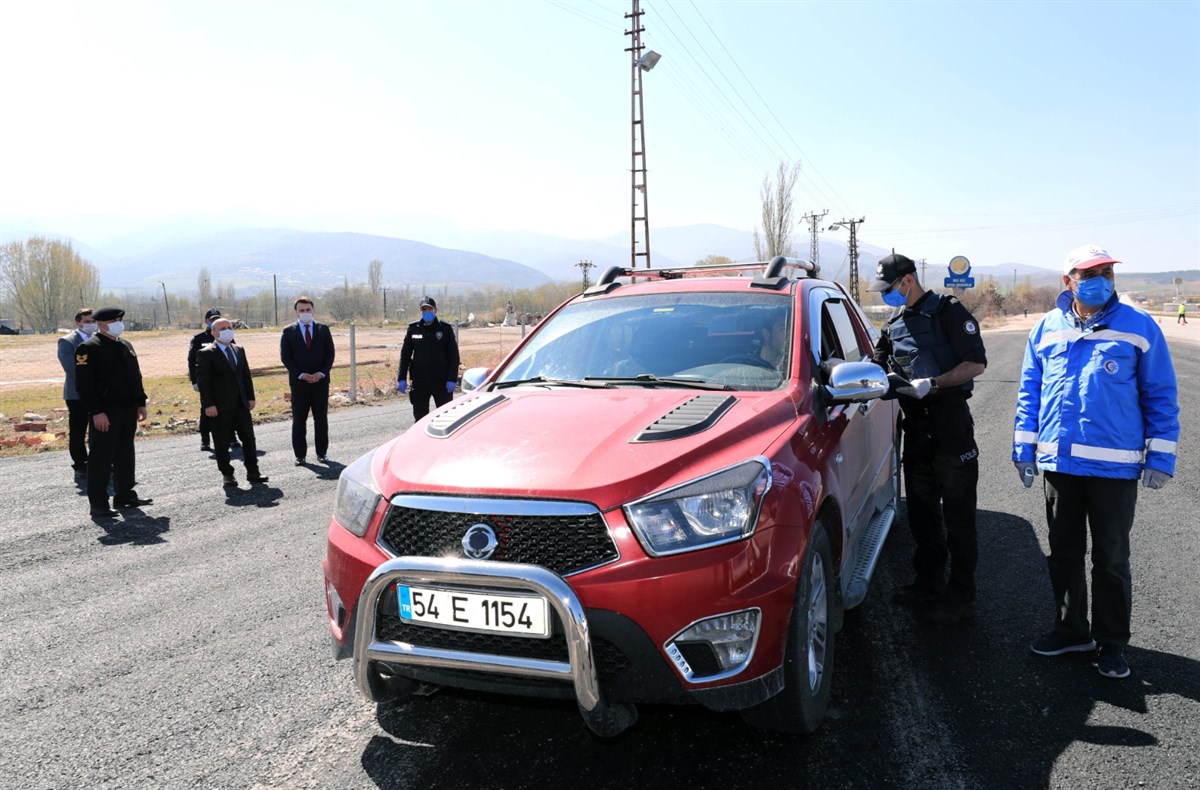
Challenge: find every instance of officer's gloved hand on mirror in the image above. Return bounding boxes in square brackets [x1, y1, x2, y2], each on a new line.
[1142, 469, 1171, 490]
[895, 378, 933, 399]
[1014, 461, 1037, 488]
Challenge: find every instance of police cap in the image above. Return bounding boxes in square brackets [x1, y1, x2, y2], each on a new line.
[204, 307, 222, 321]
[419, 296, 437, 309]
[93, 307, 125, 321]
[868, 254, 917, 292]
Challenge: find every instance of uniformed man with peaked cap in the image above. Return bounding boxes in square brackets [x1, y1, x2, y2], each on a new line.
[75, 306, 153, 518]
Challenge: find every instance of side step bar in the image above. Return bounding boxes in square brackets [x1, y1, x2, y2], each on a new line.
[841, 505, 896, 609]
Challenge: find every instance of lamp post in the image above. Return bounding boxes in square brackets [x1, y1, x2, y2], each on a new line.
[159, 281, 171, 327]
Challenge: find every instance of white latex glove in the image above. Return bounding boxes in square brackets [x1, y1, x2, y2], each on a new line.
[1142, 469, 1171, 490]
[896, 377, 933, 399]
[1014, 461, 1037, 488]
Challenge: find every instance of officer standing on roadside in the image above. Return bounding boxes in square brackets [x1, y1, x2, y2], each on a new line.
[870, 254, 987, 625]
[188, 308, 221, 451]
[396, 296, 460, 421]
[57, 307, 96, 479]
[75, 307, 153, 518]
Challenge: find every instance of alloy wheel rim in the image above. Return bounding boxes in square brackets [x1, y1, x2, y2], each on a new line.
[806, 553, 828, 692]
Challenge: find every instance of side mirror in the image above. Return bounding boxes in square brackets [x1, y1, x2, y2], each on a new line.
[461, 367, 489, 392]
[826, 361, 888, 404]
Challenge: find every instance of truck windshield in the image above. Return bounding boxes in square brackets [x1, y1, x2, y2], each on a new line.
[495, 291, 792, 392]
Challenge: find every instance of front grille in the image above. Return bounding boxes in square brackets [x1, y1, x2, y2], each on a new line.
[376, 609, 630, 680]
[378, 504, 618, 576]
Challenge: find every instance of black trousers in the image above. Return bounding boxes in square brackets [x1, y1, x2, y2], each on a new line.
[65, 398, 89, 470]
[1043, 471, 1138, 648]
[901, 402, 979, 601]
[290, 379, 330, 459]
[211, 407, 259, 477]
[198, 407, 212, 445]
[87, 407, 137, 508]
[409, 379, 453, 421]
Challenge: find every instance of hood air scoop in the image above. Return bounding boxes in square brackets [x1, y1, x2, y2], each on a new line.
[633, 394, 736, 443]
[425, 393, 508, 438]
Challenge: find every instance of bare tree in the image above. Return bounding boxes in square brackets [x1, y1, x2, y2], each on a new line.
[752, 162, 802, 261]
[0, 237, 101, 331]
[367, 259, 383, 294]
[694, 254, 733, 267]
[197, 267, 213, 307]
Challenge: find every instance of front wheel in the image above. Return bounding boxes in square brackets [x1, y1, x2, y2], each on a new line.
[740, 519, 834, 734]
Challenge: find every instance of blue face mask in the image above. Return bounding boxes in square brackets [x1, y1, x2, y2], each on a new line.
[421, 311, 435, 323]
[1074, 276, 1113, 307]
[882, 282, 908, 307]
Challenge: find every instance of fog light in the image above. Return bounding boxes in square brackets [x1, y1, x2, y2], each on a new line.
[666, 609, 760, 682]
[327, 581, 346, 628]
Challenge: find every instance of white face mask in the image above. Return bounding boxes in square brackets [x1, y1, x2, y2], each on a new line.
[79, 323, 98, 335]
[297, 310, 314, 324]
[217, 328, 235, 344]
[106, 321, 125, 337]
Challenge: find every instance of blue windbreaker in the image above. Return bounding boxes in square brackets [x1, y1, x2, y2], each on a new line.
[1013, 290, 1179, 479]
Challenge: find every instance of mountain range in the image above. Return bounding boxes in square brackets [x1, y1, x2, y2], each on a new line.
[2, 219, 1194, 295]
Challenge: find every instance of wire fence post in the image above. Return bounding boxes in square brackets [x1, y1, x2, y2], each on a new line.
[349, 322, 358, 403]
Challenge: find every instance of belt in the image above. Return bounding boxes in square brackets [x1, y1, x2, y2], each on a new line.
[901, 397, 968, 420]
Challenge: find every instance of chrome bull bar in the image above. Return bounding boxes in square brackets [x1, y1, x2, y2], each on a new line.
[352, 556, 637, 736]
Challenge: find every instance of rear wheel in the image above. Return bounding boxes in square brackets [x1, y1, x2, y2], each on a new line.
[741, 519, 834, 734]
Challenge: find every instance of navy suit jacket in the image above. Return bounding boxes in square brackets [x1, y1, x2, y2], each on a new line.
[280, 321, 335, 383]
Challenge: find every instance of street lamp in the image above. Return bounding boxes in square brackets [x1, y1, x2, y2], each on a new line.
[159, 281, 171, 327]
[637, 50, 662, 71]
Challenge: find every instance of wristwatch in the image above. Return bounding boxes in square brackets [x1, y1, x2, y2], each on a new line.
[929, 379, 940, 395]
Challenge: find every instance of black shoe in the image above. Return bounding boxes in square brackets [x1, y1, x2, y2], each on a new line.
[200, 443, 212, 452]
[114, 497, 153, 508]
[230, 440, 242, 449]
[1096, 644, 1131, 679]
[317, 456, 329, 463]
[222, 474, 238, 488]
[247, 474, 270, 484]
[893, 582, 941, 607]
[920, 596, 974, 625]
[295, 457, 305, 466]
[90, 506, 119, 518]
[1029, 632, 1097, 656]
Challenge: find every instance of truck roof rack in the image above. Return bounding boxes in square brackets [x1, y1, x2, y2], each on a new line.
[582, 256, 820, 297]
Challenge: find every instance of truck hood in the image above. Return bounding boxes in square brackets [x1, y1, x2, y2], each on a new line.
[375, 388, 798, 511]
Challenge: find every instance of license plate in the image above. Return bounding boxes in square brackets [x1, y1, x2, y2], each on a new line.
[397, 584, 550, 638]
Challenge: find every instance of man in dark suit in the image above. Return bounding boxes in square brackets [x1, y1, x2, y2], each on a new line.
[195, 317, 268, 488]
[57, 307, 96, 479]
[280, 296, 335, 465]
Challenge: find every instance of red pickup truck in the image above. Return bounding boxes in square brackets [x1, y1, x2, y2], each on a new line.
[323, 258, 899, 736]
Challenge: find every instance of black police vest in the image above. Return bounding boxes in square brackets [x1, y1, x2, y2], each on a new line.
[886, 294, 973, 396]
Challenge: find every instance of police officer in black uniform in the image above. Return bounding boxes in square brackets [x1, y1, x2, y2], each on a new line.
[75, 307, 153, 518]
[396, 296, 461, 421]
[188, 308, 220, 451]
[870, 254, 987, 625]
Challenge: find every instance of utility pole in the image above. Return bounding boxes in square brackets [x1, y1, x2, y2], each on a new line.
[625, 0, 660, 270]
[575, 259, 595, 290]
[801, 210, 828, 266]
[826, 217, 866, 303]
[273, 274, 279, 326]
[158, 281, 171, 327]
[919, 258, 927, 284]
[381, 286, 390, 322]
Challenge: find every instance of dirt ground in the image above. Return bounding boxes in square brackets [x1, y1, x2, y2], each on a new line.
[0, 324, 530, 389]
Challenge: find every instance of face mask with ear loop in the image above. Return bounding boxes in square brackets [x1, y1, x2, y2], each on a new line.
[882, 278, 908, 307]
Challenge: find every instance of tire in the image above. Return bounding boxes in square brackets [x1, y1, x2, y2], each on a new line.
[741, 519, 835, 734]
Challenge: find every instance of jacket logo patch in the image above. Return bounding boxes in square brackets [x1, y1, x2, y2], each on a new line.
[412, 334, 423, 339]
[1103, 359, 1120, 374]
[75, 354, 87, 365]
[435, 331, 443, 340]
[963, 321, 978, 335]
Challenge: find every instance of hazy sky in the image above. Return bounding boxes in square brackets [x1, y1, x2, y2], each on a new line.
[1, 0, 1197, 272]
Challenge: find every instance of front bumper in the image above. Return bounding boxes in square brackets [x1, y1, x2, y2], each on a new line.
[353, 556, 640, 736]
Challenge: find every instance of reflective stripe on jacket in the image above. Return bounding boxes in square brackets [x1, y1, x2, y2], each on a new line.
[1013, 291, 1179, 479]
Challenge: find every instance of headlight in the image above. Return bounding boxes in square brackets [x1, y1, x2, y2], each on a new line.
[333, 449, 382, 536]
[624, 459, 771, 557]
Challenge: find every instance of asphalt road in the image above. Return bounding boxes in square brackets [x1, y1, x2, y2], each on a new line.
[1, 331, 1196, 789]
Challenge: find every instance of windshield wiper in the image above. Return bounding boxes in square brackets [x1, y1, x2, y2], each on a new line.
[585, 375, 733, 391]
[492, 376, 613, 390]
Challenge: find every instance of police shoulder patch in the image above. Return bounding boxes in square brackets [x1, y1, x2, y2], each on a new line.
[963, 320, 978, 335]
[75, 353, 88, 365]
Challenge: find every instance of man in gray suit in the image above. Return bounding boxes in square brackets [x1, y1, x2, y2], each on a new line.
[57, 307, 97, 479]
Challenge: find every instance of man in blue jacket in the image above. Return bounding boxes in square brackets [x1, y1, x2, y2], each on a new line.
[57, 307, 97, 479]
[1014, 244, 1179, 680]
